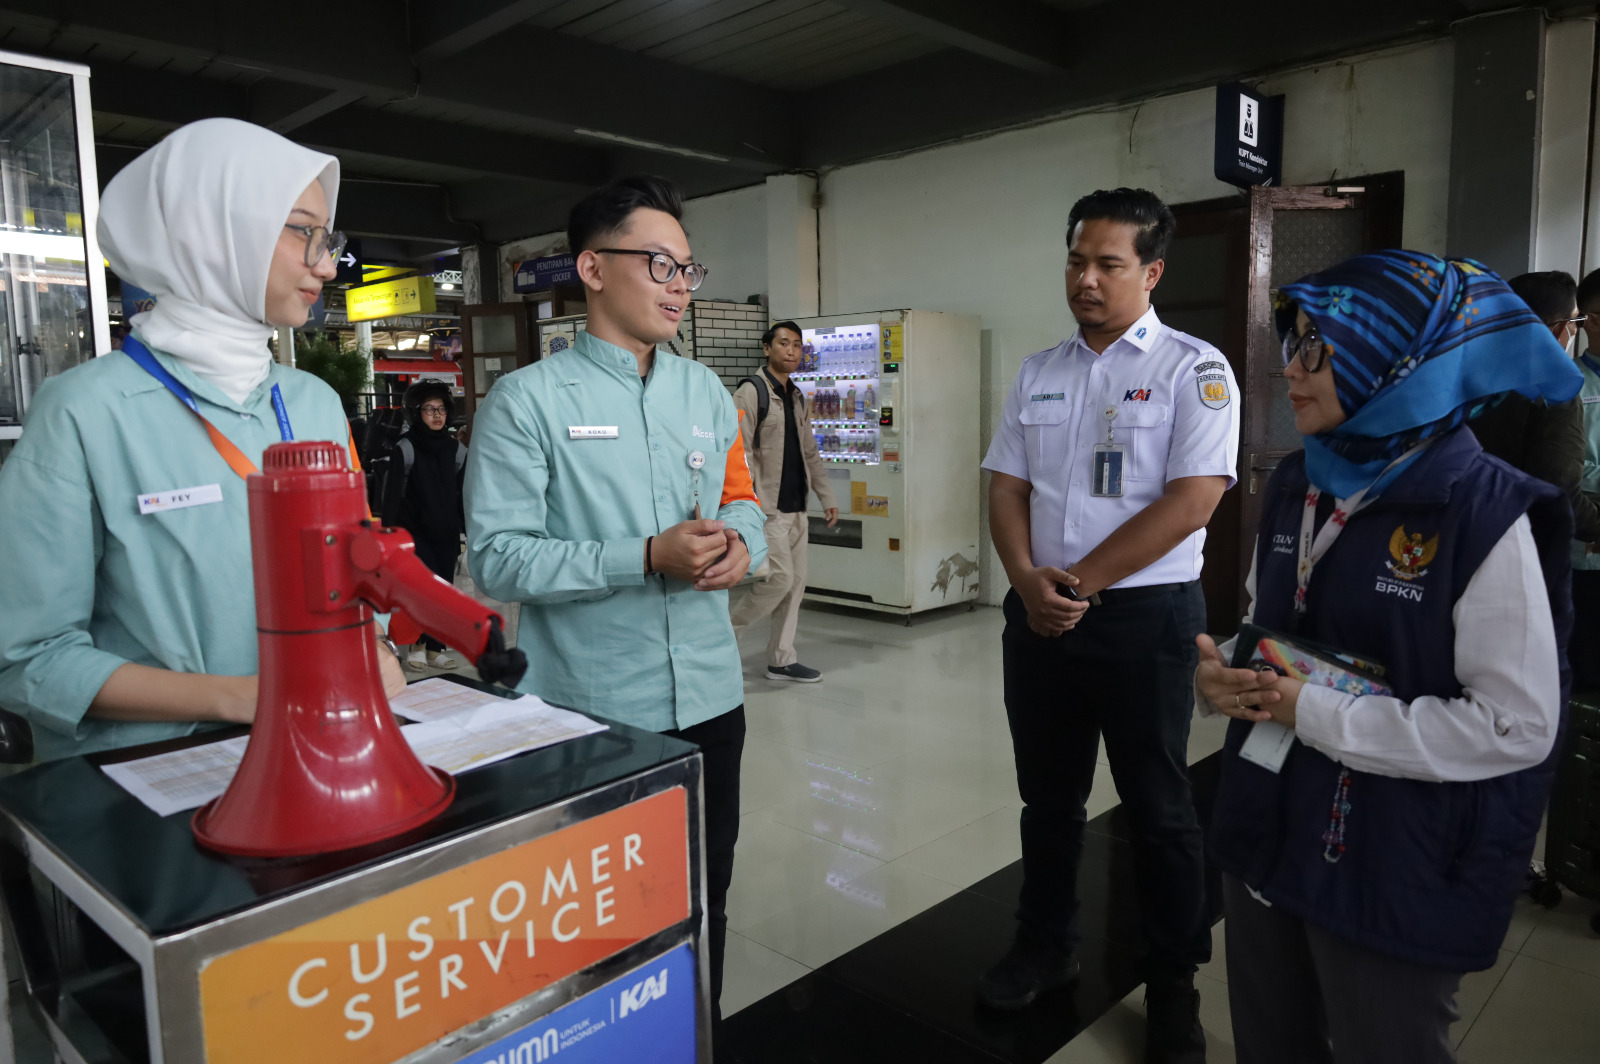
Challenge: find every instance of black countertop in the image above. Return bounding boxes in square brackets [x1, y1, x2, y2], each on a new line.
[0, 677, 696, 938]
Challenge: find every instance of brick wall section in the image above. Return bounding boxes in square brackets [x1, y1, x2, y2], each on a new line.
[686, 300, 768, 390]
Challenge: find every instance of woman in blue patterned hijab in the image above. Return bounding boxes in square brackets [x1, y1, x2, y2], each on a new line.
[1277, 250, 1582, 497]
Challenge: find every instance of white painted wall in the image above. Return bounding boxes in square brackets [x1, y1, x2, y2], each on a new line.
[1536, 17, 1597, 278]
[682, 184, 768, 304]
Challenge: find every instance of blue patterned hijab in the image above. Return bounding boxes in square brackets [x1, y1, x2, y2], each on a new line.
[1280, 250, 1583, 497]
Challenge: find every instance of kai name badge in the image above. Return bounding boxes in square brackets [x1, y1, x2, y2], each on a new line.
[198, 788, 690, 1064]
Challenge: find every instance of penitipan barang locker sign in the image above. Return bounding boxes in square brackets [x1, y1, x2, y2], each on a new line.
[198, 787, 690, 1064]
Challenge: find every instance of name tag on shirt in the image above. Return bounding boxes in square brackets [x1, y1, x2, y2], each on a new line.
[1239, 720, 1296, 773]
[138, 483, 223, 515]
[1583, 396, 1600, 405]
[568, 425, 619, 439]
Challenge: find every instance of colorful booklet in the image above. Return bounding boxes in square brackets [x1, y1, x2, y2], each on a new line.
[1229, 623, 1393, 698]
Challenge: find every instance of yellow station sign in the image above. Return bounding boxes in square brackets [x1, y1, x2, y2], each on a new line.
[347, 276, 437, 322]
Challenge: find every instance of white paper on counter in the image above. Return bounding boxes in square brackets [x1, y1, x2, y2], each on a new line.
[100, 695, 607, 817]
[386, 677, 522, 723]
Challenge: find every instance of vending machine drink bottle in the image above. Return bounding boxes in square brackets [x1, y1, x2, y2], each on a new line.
[790, 309, 980, 615]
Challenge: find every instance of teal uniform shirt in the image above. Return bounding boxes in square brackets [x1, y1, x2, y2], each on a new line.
[1574, 352, 1600, 571]
[464, 331, 768, 733]
[0, 341, 350, 760]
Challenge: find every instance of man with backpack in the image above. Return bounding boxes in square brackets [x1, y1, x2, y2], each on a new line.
[730, 321, 838, 682]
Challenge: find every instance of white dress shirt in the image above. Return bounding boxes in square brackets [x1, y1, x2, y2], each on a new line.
[1200, 516, 1561, 783]
[983, 307, 1241, 587]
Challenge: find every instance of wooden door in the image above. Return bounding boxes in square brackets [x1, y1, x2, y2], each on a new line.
[1239, 174, 1405, 609]
[1161, 196, 1250, 631]
[460, 302, 537, 425]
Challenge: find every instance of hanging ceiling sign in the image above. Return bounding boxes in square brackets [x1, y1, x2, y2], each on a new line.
[333, 238, 364, 285]
[513, 253, 578, 293]
[346, 276, 437, 322]
[1214, 82, 1284, 189]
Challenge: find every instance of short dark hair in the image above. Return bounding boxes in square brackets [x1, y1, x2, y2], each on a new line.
[1508, 270, 1578, 324]
[1577, 267, 1600, 313]
[1065, 187, 1176, 264]
[763, 320, 801, 346]
[566, 175, 684, 255]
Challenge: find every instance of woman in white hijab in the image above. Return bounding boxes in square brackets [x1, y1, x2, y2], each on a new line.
[0, 118, 404, 761]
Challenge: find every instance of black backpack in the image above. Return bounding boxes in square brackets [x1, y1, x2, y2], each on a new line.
[737, 374, 772, 448]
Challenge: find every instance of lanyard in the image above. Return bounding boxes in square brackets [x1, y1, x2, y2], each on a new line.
[122, 335, 292, 480]
[1294, 446, 1425, 613]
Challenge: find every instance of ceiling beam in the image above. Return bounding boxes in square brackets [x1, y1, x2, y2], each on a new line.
[801, 0, 1461, 168]
[292, 107, 612, 188]
[336, 179, 481, 244]
[830, 0, 1072, 75]
[0, 1, 795, 169]
[412, 0, 559, 62]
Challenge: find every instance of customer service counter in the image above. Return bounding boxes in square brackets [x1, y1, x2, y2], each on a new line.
[0, 689, 707, 1064]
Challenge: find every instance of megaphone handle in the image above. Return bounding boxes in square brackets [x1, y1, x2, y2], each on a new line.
[476, 616, 529, 689]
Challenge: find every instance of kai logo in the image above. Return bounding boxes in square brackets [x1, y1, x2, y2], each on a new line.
[617, 966, 669, 1019]
[1123, 388, 1152, 402]
[1135, 327, 1148, 340]
[1386, 526, 1438, 581]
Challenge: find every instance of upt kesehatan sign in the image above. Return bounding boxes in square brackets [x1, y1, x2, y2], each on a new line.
[198, 787, 690, 1064]
[1214, 82, 1284, 189]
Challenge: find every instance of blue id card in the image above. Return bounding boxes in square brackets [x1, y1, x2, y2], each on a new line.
[1092, 443, 1126, 497]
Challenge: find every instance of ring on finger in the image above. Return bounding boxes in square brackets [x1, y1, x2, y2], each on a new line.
[1234, 694, 1243, 710]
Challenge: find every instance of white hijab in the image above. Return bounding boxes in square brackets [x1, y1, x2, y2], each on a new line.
[98, 118, 340, 403]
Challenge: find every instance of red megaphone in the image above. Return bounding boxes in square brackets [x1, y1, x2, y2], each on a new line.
[192, 440, 527, 858]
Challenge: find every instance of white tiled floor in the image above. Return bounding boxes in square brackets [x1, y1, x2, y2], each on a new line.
[725, 602, 1600, 1063]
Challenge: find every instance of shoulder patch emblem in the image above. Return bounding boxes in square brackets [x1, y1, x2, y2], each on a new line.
[1196, 367, 1230, 409]
[1386, 526, 1438, 581]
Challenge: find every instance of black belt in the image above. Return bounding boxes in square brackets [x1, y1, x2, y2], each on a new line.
[1093, 580, 1195, 604]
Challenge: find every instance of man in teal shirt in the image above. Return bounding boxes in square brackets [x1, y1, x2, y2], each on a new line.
[1572, 270, 1600, 690]
[464, 176, 765, 1055]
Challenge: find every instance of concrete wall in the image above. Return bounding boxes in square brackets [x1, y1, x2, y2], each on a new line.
[682, 185, 768, 305]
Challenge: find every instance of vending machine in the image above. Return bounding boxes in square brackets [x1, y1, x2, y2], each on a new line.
[790, 309, 980, 615]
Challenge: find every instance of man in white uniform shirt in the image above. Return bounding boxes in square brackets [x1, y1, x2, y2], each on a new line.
[979, 188, 1239, 1064]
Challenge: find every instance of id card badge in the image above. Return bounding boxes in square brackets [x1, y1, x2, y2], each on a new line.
[1238, 720, 1296, 773]
[1091, 444, 1126, 497]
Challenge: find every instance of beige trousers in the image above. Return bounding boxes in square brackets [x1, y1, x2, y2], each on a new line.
[730, 510, 809, 668]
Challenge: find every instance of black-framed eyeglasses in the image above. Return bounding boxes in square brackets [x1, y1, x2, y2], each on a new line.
[595, 248, 708, 291]
[1552, 315, 1589, 328]
[1281, 322, 1330, 374]
[283, 223, 347, 269]
[420, 403, 448, 414]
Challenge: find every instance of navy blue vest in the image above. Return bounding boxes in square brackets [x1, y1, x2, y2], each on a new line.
[1209, 427, 1573, 972]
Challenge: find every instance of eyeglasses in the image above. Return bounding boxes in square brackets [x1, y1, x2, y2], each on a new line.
[595, 248, 708, 291]
[1552, 315, 1589, 328]
[420, 404, 448, 414]
[283, 223, 348, 269]
[1281, 322, 1330, 374]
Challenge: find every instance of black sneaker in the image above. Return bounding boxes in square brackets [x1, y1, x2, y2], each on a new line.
[766, 663, 822, 683]
[976, 936, 1080, 1011]
[1144, 976, 1206, 1064]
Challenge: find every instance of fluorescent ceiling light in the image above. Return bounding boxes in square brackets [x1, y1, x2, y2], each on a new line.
[571, 128, 730, 163]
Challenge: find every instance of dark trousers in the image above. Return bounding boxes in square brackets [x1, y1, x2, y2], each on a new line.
[1001, 582, 1211, 980]
[1223, 875, 1461, 1064]
[410, 534, 460, 652]
[665, 706, 745, 1052]
[1573, 569, 1600, 693]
